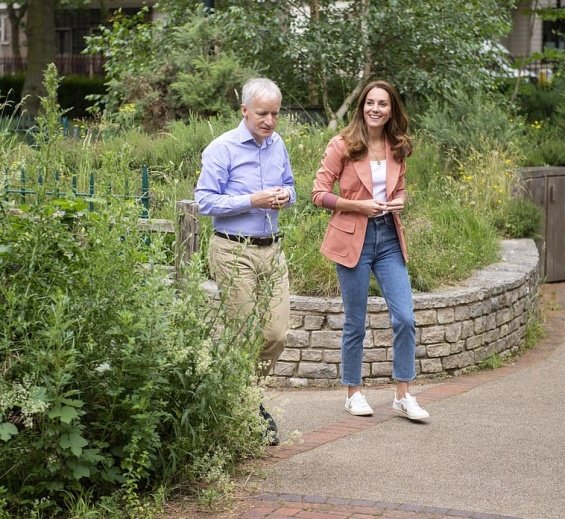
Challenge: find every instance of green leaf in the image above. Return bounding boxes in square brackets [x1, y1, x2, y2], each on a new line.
[49, 405, 79, 424]
[0, 422, 18, 441]
[59, 432, 88, 456]
[70, 462, 90, 480]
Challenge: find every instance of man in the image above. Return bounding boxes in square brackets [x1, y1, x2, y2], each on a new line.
[195, 78, 296, 445]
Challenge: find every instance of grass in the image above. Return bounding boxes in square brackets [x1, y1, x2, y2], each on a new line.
[1, 114, 537, 296]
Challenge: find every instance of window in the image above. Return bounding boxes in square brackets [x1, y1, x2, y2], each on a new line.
[55, 28, 72, 54]
[543, 3, 565, 50]
[0, 14, 9, 45]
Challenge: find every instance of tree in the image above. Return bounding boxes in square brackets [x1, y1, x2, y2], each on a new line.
[20, 0, 55, 116]
[20, 0, 88, 117]
[6, 0, 27, 61]
[86, 0, 517, 127]
[84, 4, 256, 129]
[213, 0, 516, 126]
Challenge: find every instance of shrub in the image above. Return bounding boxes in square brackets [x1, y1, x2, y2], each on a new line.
[0, 73, 105, 119]
[0, 198, 268, 517]
[522, 123, 565, 166]
[493, 196, 542, 238]
[416, 90, 526, 162]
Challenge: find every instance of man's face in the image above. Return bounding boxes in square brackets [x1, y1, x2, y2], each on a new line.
[242, 96, 281, 144]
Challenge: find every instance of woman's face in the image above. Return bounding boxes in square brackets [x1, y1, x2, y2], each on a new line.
[363, 87, 391, 131]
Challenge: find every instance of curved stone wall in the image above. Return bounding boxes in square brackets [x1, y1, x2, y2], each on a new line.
[272, 239, 540, 387]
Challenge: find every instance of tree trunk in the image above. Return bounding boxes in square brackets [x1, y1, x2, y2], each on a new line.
[7, 2, 27, 60]
[307, 0, 320, 106]
[327, 0, 372, 130]
[21, 0, 56, 117]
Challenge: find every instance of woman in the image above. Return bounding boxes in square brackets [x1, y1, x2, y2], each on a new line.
[311, 80, 429, 420]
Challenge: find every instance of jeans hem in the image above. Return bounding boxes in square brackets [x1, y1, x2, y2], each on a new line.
[392, 376, 416, 383]
[341, 380, 362, 387]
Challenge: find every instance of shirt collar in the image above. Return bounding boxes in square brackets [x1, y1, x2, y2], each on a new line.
[238, 119, 274, 147]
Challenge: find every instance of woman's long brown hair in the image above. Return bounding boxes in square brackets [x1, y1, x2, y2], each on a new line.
[340, 80, 412, 163]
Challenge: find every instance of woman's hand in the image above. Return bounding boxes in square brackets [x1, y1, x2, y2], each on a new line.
[384, 197, 405, 214]
[355, 199, 389, 217]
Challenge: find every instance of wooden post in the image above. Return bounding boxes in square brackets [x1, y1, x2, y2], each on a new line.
[175, 200, 200, 277]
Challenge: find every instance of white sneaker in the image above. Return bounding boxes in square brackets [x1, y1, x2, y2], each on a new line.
[344, 391, 374, 416]
[393, 393, 430, 420]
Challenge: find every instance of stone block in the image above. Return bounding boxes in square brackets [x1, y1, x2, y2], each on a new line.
[450, 341, 464, 354]
[311, 331, 341, 349]
[437, 308, 455, 324]
[454, 305, 471, 321]
[279, 349, 300, 362]
[486, 314, 497, 331]
[426, 343, 451, 357]
[288, 377, 308, 388]
[465, 334, 484, 350]
[301, 350, 323, 362]
[304, 315, 325, 330]
[473, 317, 486, 334]
[369, 313, 391, 329]
[362, 363, 371, 378]
[289, 314, 304, 329]
[323, 350, 342, 363]
[461, 320, 474, 339]
[442, 351, 474, 369]
[421, 358, 443, 373]
[484, 329, 500, 344]
[414, 309, 437, 326]
[474, 345, 496, 362]
[421, 326, 445, 344]
[298, 362, 338, 379]
[363, 349, 387, 362]
[273, 362, 297, 376]
[445, 323, 462, 343]
[327, 314, 345, 330]
[372, 328, 393, 346]
[415, 345, 427, 358]
[469, 302, 484, 318]
[287, 330, 310, 348]
[496, 308, 513, 326]
[371, 362, 393, 377]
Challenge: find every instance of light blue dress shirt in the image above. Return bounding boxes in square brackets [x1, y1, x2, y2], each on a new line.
[195, 120, 296, 237]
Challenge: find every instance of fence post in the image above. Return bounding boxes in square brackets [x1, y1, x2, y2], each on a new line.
[175, 200, 200, 278]
[140, 165, 150, 218]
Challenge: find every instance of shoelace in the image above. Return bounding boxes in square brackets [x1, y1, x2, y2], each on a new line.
[404, 395, 422, 409]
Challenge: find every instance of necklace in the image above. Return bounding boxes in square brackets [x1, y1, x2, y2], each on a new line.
[368, 139, 385, 164]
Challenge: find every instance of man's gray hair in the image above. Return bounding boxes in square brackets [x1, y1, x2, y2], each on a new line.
[241, 78, 282, 106]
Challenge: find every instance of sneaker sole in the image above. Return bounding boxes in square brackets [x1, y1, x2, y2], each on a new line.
[345, 406, 374, 416]
[393, 407, 429, 421]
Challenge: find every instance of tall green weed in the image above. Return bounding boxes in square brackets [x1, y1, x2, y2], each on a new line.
[0, 198, 268, 518]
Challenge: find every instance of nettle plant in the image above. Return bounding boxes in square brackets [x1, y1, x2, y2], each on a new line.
[0, 198, 267, 518]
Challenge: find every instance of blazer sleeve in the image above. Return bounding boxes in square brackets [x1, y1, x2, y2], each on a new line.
[394, 162, 407, 202]
[311, 136, 346, 210]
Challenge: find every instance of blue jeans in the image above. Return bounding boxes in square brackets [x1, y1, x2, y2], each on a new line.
[336, 213, 416, 385]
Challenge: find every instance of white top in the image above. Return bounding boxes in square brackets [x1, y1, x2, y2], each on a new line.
[370, 160, 387, 202]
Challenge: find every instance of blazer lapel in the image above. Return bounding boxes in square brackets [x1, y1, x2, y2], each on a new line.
[353, 159, 373, 196]
[385, 138, 400, 198]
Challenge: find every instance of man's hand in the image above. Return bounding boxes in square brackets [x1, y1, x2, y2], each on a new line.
[251, 187, 289, 210]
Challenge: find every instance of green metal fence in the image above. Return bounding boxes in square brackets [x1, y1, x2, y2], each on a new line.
[2, 164, 150, 218]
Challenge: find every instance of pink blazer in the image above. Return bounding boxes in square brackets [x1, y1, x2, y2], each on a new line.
[311, 135, 408, 268]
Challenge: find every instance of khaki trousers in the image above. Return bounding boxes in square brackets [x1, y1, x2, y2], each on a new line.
[208, 235, 290, 377]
